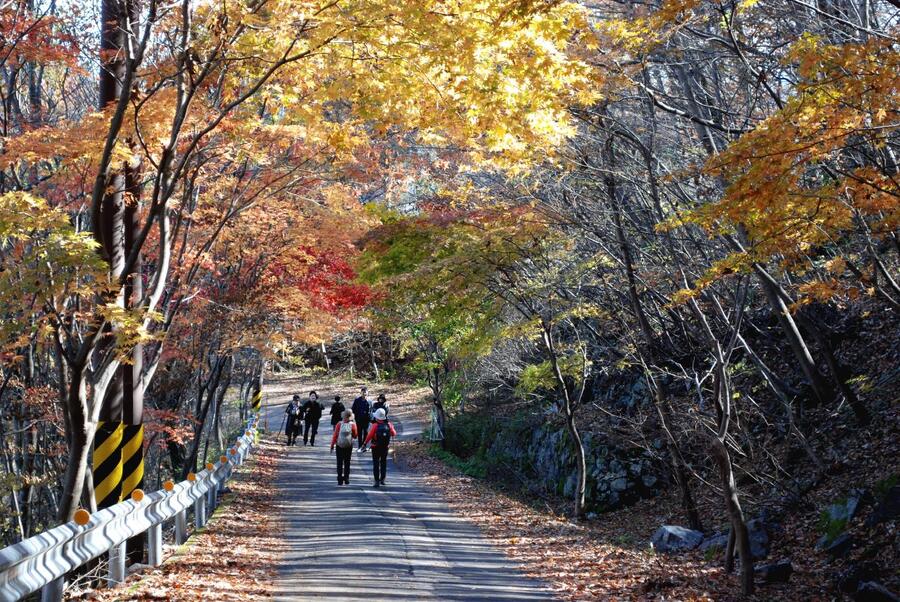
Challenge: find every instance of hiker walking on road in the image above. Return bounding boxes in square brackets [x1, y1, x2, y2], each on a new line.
[330, 410, 358, 485]
[372, 393, 389, 418]
[351, 387, 371, 448]
[329, 395, 345, 427]
[285, 395, 303, 446]
[362, 408, 396, 488]
[303, 391, 325, 446]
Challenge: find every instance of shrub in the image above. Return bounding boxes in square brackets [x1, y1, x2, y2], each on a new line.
[442, 412, 501, 459]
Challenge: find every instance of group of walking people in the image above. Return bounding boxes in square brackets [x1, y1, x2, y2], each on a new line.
[284, 387, 396, 488]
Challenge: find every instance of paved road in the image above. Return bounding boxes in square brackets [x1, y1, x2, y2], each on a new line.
[264, 392, 555, 601]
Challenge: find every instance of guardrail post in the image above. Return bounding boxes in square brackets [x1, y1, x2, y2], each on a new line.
[175, 509, 187, 544]
[108, 541, 126, 587]
[194, 494, 206, 529]
[40, 576, 64, 602]
[208, 480, 217, 512]
[147, 522, 163, 566]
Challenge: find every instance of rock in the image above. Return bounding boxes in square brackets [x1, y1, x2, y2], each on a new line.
[586, 512, 598, 520]
[651, 526, 704, 553]
[607, 490, 620, 507]
[699, 533, 729, 553]
[642, 474, 658, 489]
[866, 485, 900, 528]
[698, 522, 767, 560]
[824, 532, 854, 559]
[755, 560, 793, 584]
[854, 582, 900, 602]
[837, 562, 881, 594]
[746, 518, 770, 560]
[827, 490, 870, 525]
[756, 508, 783, 536]
[611, 477, 628, 492]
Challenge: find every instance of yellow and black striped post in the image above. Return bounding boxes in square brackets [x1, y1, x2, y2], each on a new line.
[120, 424, 144, 501]
[251, 389, 262, 413]
[93, 420, 124, 508]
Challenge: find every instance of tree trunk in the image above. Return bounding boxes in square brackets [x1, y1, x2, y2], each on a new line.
[564, 408, 587, 519]
[541, 325, 586, 519]
[653, 378, 704, 531]
[58, 375, 93, 522]
[712, 440, 754, 595]
[320, 342, 331, 372]
[752, 264, 836, 406]
[369, 329, 380, 381]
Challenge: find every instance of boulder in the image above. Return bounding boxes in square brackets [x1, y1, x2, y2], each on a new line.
[699, 533, 729, 554]
[827, 497, 857, 523]
[854, 582, 900, 602]
[699, 520, 768, 560]
[651, 526, 704, 553]
[823, 533, 854, 559]
[746, 518, 770, 560]
[755, 560, 793, 584]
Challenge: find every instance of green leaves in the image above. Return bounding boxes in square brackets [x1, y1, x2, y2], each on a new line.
[0, 193, 105, 358]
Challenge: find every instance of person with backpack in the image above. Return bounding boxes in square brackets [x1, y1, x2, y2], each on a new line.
[284, 395, 303, 446]
[351, 387, 371, 448]
[362, 408, 396, 487]
[330, 410, 358, 485]
[372, 393, 388, 418]
[302, 391, 325, 446]
[329, 395, 345, 427]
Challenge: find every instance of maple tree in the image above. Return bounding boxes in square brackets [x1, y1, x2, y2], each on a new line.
[354, 1, 899, 597]
[0, 0, 597, 545]
[0, 0, 898, 599]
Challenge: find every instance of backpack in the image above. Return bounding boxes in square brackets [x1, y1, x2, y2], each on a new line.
[337, 421, 354, 448]
[374, 421, 392, 449]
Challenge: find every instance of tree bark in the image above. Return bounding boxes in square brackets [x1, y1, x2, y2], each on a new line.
[57, 372, 93, 522]
[541, 324, 587, 519]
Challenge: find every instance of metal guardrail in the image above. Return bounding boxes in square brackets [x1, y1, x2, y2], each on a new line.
[0, 415, 261, 602]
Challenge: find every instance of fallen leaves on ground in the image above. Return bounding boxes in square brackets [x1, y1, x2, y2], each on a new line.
[82, 437, 287, 601]
[396, 439, 829, 601]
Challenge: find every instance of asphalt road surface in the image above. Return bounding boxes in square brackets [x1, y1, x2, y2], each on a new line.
[264, 388, 555, 601]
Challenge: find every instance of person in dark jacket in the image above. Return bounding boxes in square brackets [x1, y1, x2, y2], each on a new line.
[372, 393, 388, 418]
[285, 395, 303, 445]
[362, 408, 396, 487]
[302, 391, 325, 446]
[329, 395, 345, 427]
[351, 387, 371, 448]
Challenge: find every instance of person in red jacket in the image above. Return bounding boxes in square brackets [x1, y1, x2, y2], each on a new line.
[362, 408, 396, 487]
[330, 410, 358, 485]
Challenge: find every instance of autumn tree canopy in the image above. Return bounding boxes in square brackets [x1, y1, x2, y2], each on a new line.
[1, 0, 898, 598]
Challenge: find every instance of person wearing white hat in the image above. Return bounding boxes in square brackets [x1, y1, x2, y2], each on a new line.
[362, 407, 396, 487]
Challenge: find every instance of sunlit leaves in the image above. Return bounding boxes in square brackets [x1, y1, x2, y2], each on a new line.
[665, 31, 900, 304]
[0, 192, 104, 361]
